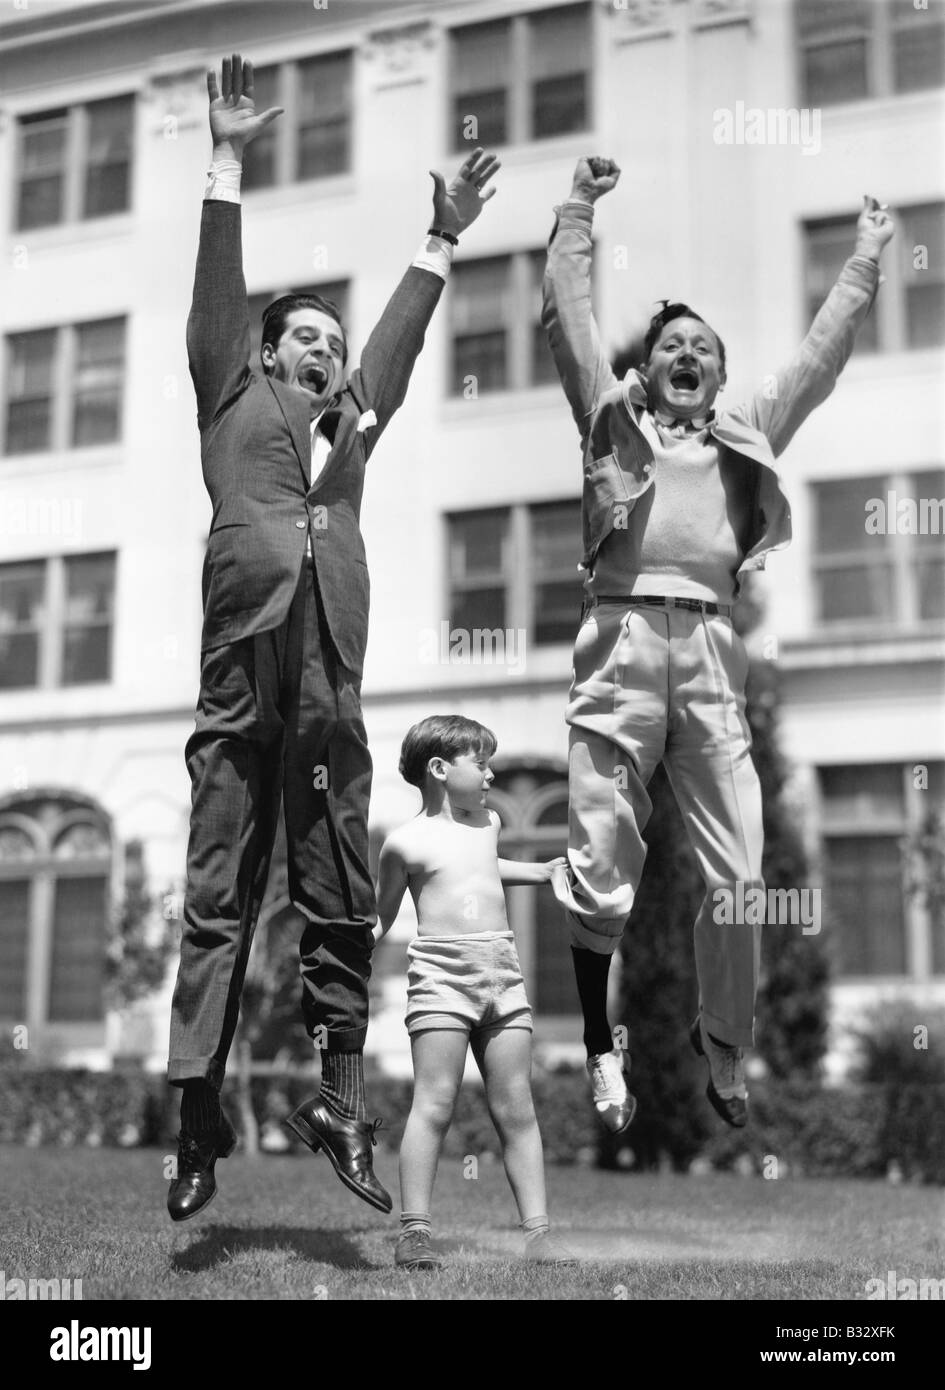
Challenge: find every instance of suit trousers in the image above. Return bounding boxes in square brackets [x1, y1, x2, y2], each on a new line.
[168, 561, 374, 1090]
[554, 601, 763, 1048]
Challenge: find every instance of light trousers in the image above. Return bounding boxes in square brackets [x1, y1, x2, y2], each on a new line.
[554, 601, 763, 1047]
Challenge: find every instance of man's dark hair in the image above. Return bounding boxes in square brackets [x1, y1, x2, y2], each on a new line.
[643, 300, 726, 374]
[260, 292, 348, 371]
[399, 715, 498, 790]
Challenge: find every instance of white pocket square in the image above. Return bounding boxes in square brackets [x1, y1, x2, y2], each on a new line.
[357, 409, 377, 432]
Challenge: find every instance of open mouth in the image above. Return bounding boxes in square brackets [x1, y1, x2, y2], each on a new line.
[670, 367, 700, 391]
[299, 364, 330, 392]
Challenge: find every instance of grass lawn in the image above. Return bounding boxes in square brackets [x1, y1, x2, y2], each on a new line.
[3, 1145, 943, 1301]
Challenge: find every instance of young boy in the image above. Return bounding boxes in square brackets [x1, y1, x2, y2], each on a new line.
[373, 714, 575, 1270]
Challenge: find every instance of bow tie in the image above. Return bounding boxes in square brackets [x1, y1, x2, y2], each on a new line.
[652, 411, 713, 438]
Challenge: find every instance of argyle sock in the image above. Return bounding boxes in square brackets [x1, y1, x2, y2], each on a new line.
[319, 1049, 367, 1122]
[180, 1080, 221, 1137]
[400, 1212, 432, 1238]
[571, 947, 614, 1058]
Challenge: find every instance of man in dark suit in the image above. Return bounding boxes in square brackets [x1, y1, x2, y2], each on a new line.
[167, 54, 499, 1222]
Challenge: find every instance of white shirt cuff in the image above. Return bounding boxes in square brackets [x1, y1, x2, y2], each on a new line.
[412, 234, 455, 281]
[205, 159, 242, 204]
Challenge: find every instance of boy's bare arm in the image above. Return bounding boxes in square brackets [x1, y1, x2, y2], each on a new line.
[498, 856, 567, 887]
[373, 837, 409, 946]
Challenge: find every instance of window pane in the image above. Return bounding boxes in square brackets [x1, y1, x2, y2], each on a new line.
[528, 4, 590, 139]
[450, 509, 507, 579]
[241, 66, 279, 190]
[297, 52, 352, 179]
[72, 318, 125, 446]
[901, 205, 945, 348]
[814, 476, 887, 554]
[48, 875, 107, 1022]
[83, 95, 133, 218]
[17, 112, 67, 230]
[62, 552, 115, 685]
[0, 880, 30, 1019]
[451, 19, 510, 149]
[893, 8, 945, 93]
[823, 836, 906, 976]
[0, 561, 45, 689]
[450, 257, 511, 395]
[805, 220, 878, 352]
[802, 38, 870, 105]
[916, 557, 945, 620]
[532, 499, 583, 644]
[5, 329, 56, 454]
[817, 561, 896, 623]
[820, 764, 905, 824]
[451, 587, 507, 634]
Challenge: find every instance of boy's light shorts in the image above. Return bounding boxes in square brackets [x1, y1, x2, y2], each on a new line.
[405, 931, 533, 1038]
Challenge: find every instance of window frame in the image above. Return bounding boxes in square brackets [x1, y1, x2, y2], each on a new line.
[14, 94, 135, 233]
[809, 468, 945, 634]
[447, 2, 593, 153]
[0, 552, 117, 692]
[2, 317, 127, 457]
[445, 499, 582, 647]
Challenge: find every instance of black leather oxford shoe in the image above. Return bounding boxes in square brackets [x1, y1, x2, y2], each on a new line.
[284, 1096, 392, 1214]
[166, 1110, 238, 1223]
[689, 1015, 749, 1129]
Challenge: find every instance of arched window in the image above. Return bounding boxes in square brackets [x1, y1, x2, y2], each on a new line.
[0, 792, 112, 1032]
[488, 762, 577, 1023]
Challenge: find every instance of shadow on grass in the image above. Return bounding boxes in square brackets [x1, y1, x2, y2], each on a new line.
[171, 1224, 383, 1273]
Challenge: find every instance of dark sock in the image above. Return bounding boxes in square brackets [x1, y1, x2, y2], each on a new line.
[319, 1050, 366, 1122]
[180, 1080, 221, 1137]
[571, 947, 614, 1058]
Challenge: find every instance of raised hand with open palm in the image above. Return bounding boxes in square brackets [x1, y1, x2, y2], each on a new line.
[208, 52, 284, 162]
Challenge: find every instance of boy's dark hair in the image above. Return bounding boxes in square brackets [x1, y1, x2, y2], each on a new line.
[399, 715, 498, 790]
[643, 300, 726, 373]
[261, 292, 348, 370]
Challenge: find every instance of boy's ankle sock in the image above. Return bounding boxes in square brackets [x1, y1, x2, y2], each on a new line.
[571, 947, 614, 1058]
[180, 1080, 221, 1137]
[319, 1049, 367, 1122]
[399, 1212, 432, 1238]
[521, 1215, 551, 1246]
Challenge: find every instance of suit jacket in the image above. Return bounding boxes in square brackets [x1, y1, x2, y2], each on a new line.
[542, 201, 880, 582]
[187, 200, 443, 676]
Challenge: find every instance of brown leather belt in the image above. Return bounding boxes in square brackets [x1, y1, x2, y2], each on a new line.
[593, 594, 733, 618]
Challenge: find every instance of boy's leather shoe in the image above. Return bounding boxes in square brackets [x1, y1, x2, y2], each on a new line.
[395, 1230, 443, 1270]
[690, 1014, 748, 1129]
[284, 1096, 392, 1214]
[167, 1109, 238, 1223]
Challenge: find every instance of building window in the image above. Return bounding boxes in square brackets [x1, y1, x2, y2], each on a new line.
[803, 204, 944, 354]
[797, 0, 945, 106]
[3, 318, 126, 456]
[447, 501, 582, 645]
[449, 4, 591, 151]
[488, 767, 576, 1020]
[240, 52, 353, 191]
[811, 470, 944, 629]
[0, 794, 111, 1028]
[449, 250, 560, 396]
[0, 552, 117, 691]
[15, 95, 134, 231]
[818, 763, 944, 978]
[247, 281, 350, 373]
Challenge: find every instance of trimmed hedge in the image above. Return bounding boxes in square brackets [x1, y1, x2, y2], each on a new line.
[1, 1062, 943, 1182]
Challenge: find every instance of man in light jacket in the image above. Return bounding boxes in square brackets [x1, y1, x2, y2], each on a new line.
[543, 156, 893, 1134]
